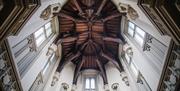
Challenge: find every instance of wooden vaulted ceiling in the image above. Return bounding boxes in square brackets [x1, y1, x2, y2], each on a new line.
[54, 0, 126, 84]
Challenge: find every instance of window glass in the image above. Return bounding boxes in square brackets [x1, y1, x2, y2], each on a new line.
[91, 78, 95, 89]
[125, 53, 130, 63]
[35, 34, 46, 47]
[127, 21, 146, 47]
[34, 27, 46, 47]
[85, 78, 90, 89]
[85, 77, 96, 91]
[128, 28, 134, 37]
[130, 62, 139, 77]
[46, 28, 52, 37]
[45, 22, 51, 29]
[136, 27, 145, 38]
[42, 62, 50, 75]
[45, 22, 52, 37]
[134, 34, 144, 47]
[50, 53, 55, 62]
[34, 28, 44, 38]
[128, 22, 135, 29]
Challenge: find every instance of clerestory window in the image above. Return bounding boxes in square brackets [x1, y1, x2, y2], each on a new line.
[85, 77, 96, 91]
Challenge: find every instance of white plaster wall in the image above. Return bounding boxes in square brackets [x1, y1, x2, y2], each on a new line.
[97, 75, 105, 91]
[7, 0, 68, 46]
[111, 0, 171, 46]
[111, 1, 171, 90]
[6, 1, 69, 91]
[76, 70, 104, 91]
[124, 36, 161, 91]
[76, 74, 83, 91]
[20, 35, 57, 91]
[106, 62, 132, 91]
[6, 0, 172, 91]
[43, 62, 75, 91]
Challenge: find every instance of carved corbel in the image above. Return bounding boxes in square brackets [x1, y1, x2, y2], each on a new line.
[123, 44, 133, 57]
[120, 72, 130, 86]
[51, 72, 60, 86]
[61, 83, 69, 91]
[0, 57, 6, 70]
[104, 84, 110, 91]
[27, 36, 35, 52]
[143, 44, 151, 51]
[46, 43, 57, 56]
[118, 3, 139, 20]
[71, 84, 77, 91]
[111, 83, 119, 90]
[40, 3, 62, 20]
[3, 72, 12, 87]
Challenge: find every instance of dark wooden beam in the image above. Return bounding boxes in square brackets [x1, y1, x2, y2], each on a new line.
[56, 51, 81, 73]
[54, 12, 76, 21]
[73, 56, 86, 84]
[95, 59, 108, 84]
[102, 13, 121, 22]
[103, 37, 124, 44]
[96, 0, 107, 16]
[56, 37, 78, 44]
[73, 0, 84, 15]
[116, 57, 124, 72]
[101, 52, 123, 72]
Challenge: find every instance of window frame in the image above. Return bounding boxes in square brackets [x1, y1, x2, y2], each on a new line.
[34, 27, 46, 48]
[11, 21, 55, 77]
[44, 22, 53, 38]
[34, 21, 54, 50]
[126, 21, 146, 47]
[84, 76, 97, 91]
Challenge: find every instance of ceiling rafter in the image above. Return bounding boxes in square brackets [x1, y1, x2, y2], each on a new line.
[56, 0, 126, 85]
[54, 12, 76, 21]
[56, 37, 78, 45]
[56, 51, 81, 73]
[102, 13, 122, 22]
[101, 52, 123, 72]
[73, 56, 86, 84]
[103, 37, 124, 44]
[95, 0, 107, 16]
[95, 58, 108, 84]
[73, 0, 84, 15]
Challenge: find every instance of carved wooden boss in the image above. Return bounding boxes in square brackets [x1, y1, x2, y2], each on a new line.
[54, 0, 126, 85]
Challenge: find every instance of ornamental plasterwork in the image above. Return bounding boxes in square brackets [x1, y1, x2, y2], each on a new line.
[40, 3, 62, 20]
[118, 3, 139, 20]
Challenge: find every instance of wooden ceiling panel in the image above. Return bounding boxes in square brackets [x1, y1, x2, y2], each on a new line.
[55, 0, 126, 84]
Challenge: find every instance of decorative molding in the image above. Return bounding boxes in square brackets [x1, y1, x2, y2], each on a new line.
[120, 72, 130, 86]
[118, 3, 139, 20]
[46, 43, 57, 56]
[0, 0, 41, 43]
[40, 3, 61, 20]
[29, 72, 43, 91]
[104, 84, 110, 91]
[123, 44, 133, 57]
[61, 83, 69, 90]
[71, 84, 77, 91]
[0, 42, 22, 91]
[51, 72, 60, 86]
[138, 0, 180, 45]
[111, 83, 119, 90]
[143, 43, 151, 51]
[157, 41, 180, 91]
